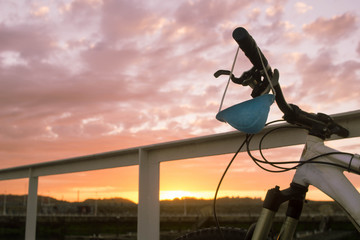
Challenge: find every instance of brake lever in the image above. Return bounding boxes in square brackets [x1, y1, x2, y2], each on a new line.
[214, 69, 245, 85]
[214, 69, 231, 78]
[214, 67, 279, 97]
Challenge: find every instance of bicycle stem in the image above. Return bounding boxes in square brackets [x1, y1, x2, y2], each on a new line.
[272, 80, 349, 139]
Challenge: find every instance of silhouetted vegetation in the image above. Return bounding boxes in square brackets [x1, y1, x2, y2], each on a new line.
[0, 195, 357, 239]
[0, 194, 137, 215]
[0, 194, 347, 217]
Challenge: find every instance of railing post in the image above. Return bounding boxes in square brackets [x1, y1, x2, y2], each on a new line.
[137, 148, 160, 240]
[25, 169, 38, 240]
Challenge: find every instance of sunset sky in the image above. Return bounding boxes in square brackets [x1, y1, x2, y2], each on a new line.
[0, 0, 360, 203]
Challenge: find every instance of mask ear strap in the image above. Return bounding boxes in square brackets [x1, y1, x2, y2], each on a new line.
[218, 46, 240, 113]
[256, 46, 276, 97]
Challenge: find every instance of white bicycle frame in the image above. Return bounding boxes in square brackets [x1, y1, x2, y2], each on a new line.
[251, 134, 360, 240]
[293, 134, 360, 230]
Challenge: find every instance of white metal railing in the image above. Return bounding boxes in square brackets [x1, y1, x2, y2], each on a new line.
[0, 110, 359, 240]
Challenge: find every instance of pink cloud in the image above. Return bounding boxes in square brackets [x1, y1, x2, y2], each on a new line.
[0, 23, 53, 59]
[265, 1, 285, 21]
[303, 12, 357, 43]
[96, 0, 165, 44]
[292, 50, 360, 112]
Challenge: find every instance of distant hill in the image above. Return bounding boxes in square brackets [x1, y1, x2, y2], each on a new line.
[0, 194, 136, 215]
[0, 194, 344, 217]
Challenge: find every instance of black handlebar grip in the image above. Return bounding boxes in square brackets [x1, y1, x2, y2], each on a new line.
[232, 27, 269, 70]
[337, 126, 349, 138]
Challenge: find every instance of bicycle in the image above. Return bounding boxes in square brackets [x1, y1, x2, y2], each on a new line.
[175, 27, 360, 240]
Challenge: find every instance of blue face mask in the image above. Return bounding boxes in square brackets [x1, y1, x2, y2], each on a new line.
[216, 94, 275, 134]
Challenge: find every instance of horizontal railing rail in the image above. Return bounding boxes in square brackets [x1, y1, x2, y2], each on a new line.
[0, 110, 359, 240]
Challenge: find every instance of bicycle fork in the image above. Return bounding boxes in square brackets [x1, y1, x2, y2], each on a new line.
[249, 183, 308, 240]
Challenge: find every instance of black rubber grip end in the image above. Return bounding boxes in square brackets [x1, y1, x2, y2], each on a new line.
[232, 27, 268, 70]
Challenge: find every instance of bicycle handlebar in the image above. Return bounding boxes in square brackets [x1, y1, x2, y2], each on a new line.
[232, 27, 269, 71]
[231, 27, 294, 117]
[230, 27, 349, 139]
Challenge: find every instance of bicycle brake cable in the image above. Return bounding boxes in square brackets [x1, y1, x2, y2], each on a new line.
[213, 134, 250, 239]
[248, 122, 359, 173]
